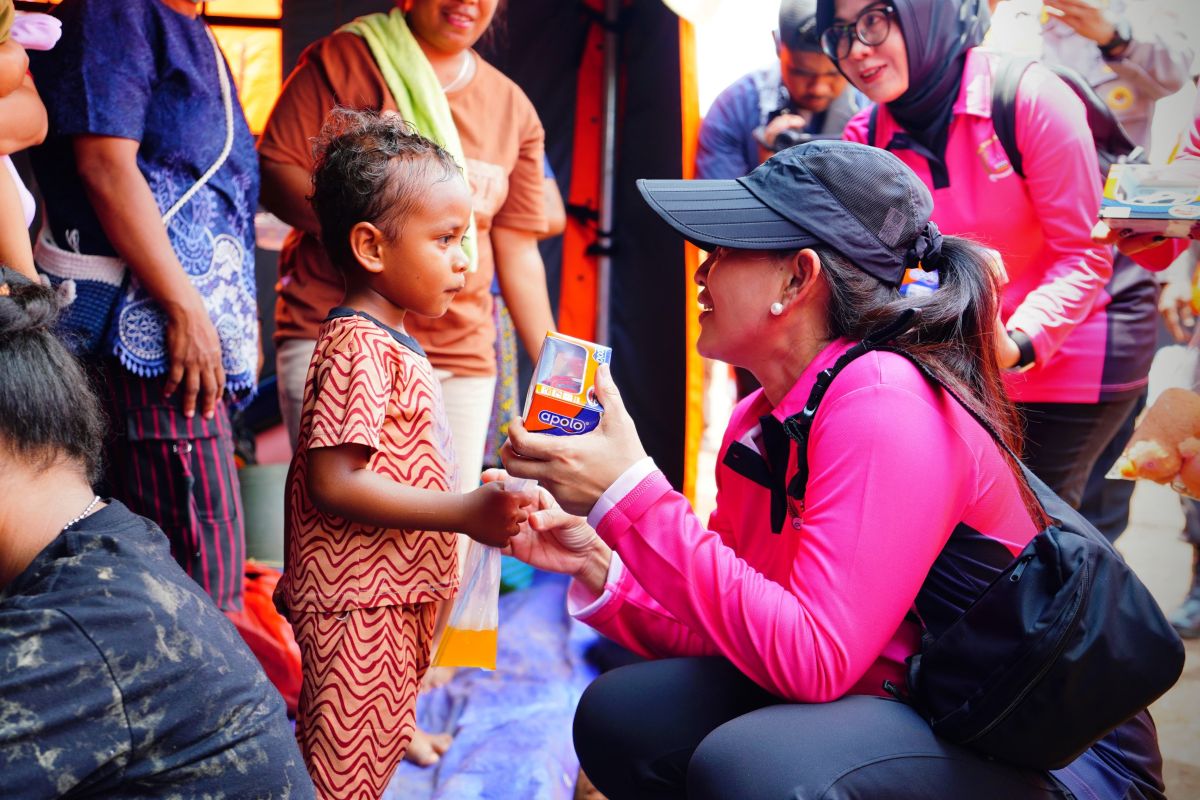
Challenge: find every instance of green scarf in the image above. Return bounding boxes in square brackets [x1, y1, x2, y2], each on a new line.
[341, 8, 477, 270]
[0, 1, 13, 44]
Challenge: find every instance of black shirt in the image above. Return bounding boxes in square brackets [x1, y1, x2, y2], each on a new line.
[0, 501, 314, 799]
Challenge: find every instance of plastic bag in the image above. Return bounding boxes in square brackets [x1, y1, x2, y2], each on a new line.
[1108, 330, 1200, 499]
[431, 478, 537, 669]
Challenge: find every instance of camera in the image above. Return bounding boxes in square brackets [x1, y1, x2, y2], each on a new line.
[772, 127, 818, 151]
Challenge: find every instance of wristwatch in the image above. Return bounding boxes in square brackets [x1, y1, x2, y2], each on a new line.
[1008, 330, 1037, 373]
[1099, 17, 1132, 58]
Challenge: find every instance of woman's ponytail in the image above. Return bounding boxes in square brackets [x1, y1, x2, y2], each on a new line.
[819, 238, 1045, 525]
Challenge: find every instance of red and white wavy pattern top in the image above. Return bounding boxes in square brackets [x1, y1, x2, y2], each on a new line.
[283, 315, 459, 612]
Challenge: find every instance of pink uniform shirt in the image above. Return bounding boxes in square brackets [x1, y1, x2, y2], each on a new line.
[846, 49, 1123, 403]
[573, 341, 1038, 703]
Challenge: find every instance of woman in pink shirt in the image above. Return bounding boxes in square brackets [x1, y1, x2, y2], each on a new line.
[496, 142, 1165, 799]
[824, 0, 1150, 514]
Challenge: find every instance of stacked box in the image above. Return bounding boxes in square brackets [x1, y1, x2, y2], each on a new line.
[523, 332, 612, 435]
[1099, 162, 1200, 238]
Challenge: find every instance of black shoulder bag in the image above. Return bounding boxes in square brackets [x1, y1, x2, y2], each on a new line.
[781, 311, 1184, 771]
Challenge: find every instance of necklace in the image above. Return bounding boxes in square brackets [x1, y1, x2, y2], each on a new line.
[62, 496, 101, 533]
[441, 51, 473, 93]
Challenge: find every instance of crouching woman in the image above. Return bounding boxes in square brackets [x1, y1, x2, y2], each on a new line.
[0, 267, 314, 799]
[497, 142, 1166, 799]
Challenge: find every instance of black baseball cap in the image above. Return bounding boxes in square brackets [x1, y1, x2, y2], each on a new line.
[778, 0, 823, 53]
[636, 140, 936, 286]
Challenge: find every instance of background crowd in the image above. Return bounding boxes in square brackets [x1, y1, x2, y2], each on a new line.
[1, 0, 1198, 798]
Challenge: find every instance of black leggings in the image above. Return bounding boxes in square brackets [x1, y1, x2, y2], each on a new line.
[574, 657, 1070, 800]
[1016, 397, 1140, 509]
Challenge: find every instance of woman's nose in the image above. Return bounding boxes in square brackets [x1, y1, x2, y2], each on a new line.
[847, 36, 873, 61]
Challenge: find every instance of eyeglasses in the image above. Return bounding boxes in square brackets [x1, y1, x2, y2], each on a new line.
[820, 4, 896, 61]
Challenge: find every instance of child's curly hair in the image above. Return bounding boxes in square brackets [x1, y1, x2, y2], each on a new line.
[309, 107, 462, 273]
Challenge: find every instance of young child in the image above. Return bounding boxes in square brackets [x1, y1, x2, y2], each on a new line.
[280, 108, 535, 799]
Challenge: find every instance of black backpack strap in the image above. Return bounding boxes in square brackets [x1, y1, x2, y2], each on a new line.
[867, 104, 879, 148]
[782, 309, 923, 501]
[782, 310, 1026, 505]
[991, 56, 1035, 181]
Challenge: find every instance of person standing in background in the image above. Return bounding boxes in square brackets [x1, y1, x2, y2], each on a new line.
[696, 0, 860, 182]
[260, 0, 552, 491]
[992, 0, 1199, 638]
[28, 0, 260, 612]
[699, 0, 861, 398]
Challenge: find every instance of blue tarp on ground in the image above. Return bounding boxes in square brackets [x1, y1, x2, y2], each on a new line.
[385, 572, 600, 800]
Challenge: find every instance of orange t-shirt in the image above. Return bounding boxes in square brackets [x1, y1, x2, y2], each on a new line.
[258, 32, 547, 376]
[283, 309, 459, 612]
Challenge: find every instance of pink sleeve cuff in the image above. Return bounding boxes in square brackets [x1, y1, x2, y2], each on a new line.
[567, 551, 625, 620]
[586, 456, 658, 529]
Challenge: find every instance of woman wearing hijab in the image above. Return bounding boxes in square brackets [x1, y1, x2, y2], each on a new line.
[822, 0, 1159, 516]
[494, 141, 1166, 799]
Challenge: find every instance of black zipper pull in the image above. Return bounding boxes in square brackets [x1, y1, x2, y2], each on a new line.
[882, 680, 907, 701]
[1009, 555, 1034, 583]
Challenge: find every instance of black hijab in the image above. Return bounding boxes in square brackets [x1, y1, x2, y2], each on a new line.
[818, 0, 990, 187]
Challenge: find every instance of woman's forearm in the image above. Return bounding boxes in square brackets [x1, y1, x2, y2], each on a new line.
[0, 40, 28, 97]
[259, 157, 321, 236]
[73, 135, 199, 312]
[0, 76, 47, 154]
[493, 225, 556, 358]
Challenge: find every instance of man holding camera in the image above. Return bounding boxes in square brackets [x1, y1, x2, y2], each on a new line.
[695, 0, 859, 180]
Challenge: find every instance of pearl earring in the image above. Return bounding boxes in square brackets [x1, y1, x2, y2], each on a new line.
[770, 302, 784, 316]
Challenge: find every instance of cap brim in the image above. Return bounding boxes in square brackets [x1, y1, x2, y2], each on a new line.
[637, 178, 821, 252]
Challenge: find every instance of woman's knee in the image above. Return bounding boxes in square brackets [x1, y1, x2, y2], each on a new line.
[573, 667, 629, 763]
[687, 697, 1066, 800]
[574, 658, 771, 799]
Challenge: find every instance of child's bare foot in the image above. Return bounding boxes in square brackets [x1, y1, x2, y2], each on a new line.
[421, 666, 457, 691]
[404, 727, 453, 767]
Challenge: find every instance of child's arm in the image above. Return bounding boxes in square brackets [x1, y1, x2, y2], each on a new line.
[307, 442, 533, 548]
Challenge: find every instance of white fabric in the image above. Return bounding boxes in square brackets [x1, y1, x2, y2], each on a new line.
[433, 368, 497, 492]
[276, 337, 317, 449]
[567, 550, 625, 620]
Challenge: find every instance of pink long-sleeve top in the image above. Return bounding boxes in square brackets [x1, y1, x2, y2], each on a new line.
[572, 340, 1038, 703]
[845, 48, 1130, 403]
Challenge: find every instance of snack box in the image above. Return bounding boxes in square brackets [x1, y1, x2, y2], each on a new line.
[523, 332, 612, 435]
[1099, 162, 1200, 238]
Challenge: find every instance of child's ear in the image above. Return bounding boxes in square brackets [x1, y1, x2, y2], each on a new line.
[349, 222, 387, 274]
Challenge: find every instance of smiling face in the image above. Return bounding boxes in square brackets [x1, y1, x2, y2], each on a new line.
[780, 48, 847, 114]
[401, 0, 499, 55]
[832, 0, 909, 104]
[370, 169, 473, 319]
[693, 248, 790, 367]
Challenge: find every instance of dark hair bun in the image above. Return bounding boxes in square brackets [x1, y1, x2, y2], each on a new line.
[0, 266, 59, 338]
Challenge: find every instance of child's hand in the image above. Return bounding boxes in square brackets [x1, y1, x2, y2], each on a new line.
[459, 482, 536, 548]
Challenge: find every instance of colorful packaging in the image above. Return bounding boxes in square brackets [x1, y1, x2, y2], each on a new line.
[1099, 162, 1200, 238]
[523, 332, 612, 435]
